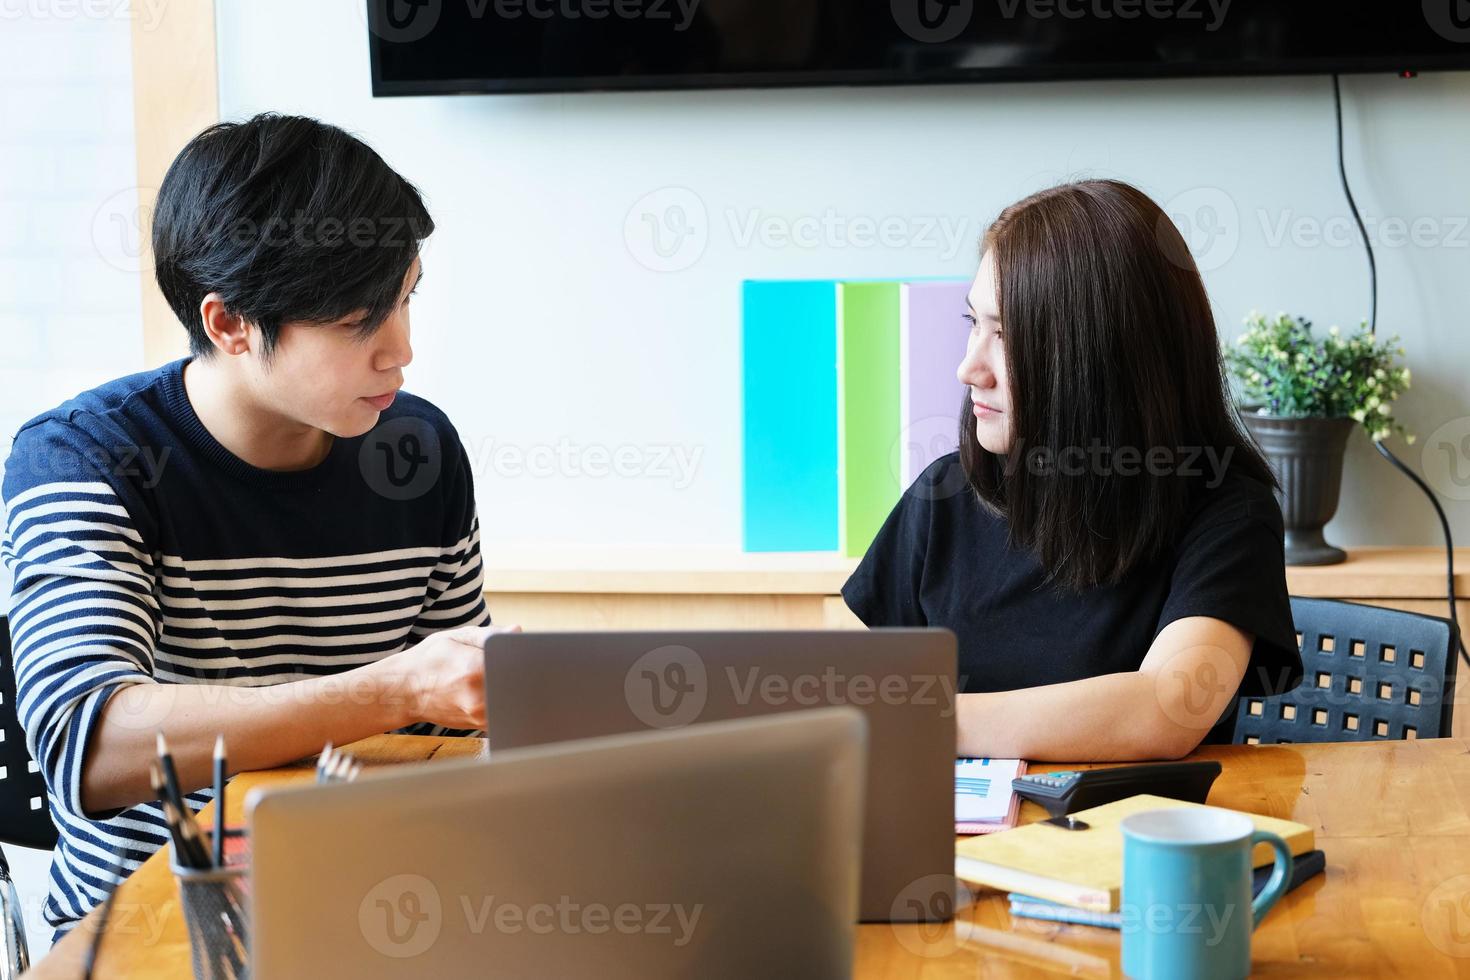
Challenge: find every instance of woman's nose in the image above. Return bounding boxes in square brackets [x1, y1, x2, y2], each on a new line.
[956, 342, 992, 388]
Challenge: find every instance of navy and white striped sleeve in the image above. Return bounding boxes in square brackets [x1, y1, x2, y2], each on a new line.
[2, 419, 160, 820]
[407, 432, 491, 637]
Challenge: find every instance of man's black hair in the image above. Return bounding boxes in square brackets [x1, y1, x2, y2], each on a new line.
[152, 112, 433, 358]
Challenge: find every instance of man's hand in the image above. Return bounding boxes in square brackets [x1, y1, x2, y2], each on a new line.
[81, 623, 524, 814]
[382, 624, 522, 731]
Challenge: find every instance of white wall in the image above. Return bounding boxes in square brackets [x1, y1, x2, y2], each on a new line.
[216, 0, 1470, 556]
[0, 11, 146, 442]
[0, 3, 148, 955]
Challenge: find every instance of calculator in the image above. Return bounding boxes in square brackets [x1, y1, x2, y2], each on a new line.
[1010, 761, 1223, 818]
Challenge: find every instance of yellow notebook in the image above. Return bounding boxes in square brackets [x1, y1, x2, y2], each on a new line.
[954, 794, 1315, 913]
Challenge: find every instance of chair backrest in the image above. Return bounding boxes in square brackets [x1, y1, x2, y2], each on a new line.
[0, 616, 58, 850]
[1233, 597, 1460, 744]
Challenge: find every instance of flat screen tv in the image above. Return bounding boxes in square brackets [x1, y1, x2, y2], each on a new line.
[367, 1, 1470, 97]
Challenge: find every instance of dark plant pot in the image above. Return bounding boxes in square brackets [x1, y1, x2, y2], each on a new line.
[1242, 414, 1356, 566]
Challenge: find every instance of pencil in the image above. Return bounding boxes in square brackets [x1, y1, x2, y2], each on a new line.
[317, 742, 333, 784]
[212, 734, 226, 868]
[150, 763, 192, 867]
[162, 800, 208, 869]
[155, 732, 185, 813]
[177, 803, 211, 868]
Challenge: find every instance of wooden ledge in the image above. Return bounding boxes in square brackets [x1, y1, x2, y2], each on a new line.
[482, 547, 1468, 598]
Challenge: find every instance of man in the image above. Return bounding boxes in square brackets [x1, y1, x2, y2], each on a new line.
[1, 113, 513, 935]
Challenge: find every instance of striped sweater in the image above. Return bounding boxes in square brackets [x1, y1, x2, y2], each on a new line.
[1, 359, 490, 935]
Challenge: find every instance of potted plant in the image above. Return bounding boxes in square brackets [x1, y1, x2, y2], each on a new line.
[1225, 311, 1412, 566]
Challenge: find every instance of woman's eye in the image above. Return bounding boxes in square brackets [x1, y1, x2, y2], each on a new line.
[962, 314, 977, 329]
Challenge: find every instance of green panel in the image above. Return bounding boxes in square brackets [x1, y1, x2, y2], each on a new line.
[838, 281, 902, 558]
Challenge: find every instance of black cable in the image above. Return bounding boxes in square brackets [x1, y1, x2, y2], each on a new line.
[1374, 440, 1467, 671]
[1332, 73, 1468, 674]
[1332, 75, 1377, 334]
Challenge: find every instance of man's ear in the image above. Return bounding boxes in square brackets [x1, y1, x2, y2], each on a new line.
[197, 293, 252, 356]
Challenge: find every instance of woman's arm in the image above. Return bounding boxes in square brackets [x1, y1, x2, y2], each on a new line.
[956, 616, 1253, 761]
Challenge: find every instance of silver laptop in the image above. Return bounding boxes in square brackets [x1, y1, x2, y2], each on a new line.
[483, 629, 957, 922]
[249, 709, 866, 979]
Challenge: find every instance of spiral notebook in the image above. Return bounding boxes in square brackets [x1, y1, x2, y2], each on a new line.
[955, 757, 1028, 834]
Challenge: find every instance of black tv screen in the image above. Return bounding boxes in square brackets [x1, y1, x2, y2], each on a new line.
[367, 1, 1470, 96]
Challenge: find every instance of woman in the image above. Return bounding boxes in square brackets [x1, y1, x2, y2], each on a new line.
[843, 179, 1302, 761]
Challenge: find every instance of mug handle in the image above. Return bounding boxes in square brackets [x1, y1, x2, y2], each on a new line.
[1249, 830, 1294, 930]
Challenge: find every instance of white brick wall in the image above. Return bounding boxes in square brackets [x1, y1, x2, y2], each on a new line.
[0, 5, 147, 957]
[0, 9, 146, 442]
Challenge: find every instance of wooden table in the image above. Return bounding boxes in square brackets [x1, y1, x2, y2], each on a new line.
[27, 736, 1470, 978]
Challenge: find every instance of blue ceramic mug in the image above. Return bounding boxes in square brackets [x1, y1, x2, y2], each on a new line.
[1120, 807, 1293, 980]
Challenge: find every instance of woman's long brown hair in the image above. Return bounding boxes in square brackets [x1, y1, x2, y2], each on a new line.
[959, 179, 1276, 591]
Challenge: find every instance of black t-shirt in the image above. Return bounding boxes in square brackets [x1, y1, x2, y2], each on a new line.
[842, 453, 1303, 744]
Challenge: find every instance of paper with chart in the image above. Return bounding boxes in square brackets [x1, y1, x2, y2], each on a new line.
[955, 757, 1027, 833]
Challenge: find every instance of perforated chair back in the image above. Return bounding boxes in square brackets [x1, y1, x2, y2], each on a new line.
[1234, 597, 1459, 744]
[0, 616, 57, 850]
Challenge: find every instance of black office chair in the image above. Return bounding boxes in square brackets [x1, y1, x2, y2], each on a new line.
[1233, 597, 1460, 745]
[1, 615, 58, 976]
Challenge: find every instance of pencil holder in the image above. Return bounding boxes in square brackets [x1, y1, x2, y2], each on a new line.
[169, 829, 251, 980]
